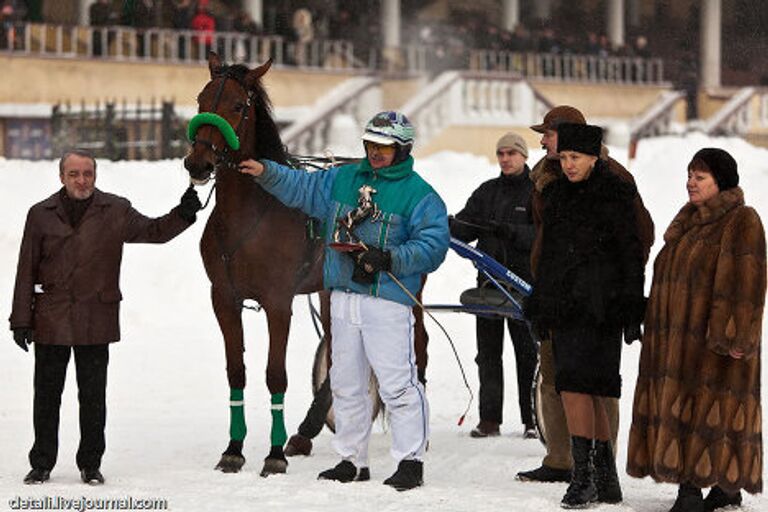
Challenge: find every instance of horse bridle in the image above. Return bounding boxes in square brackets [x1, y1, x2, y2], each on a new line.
[193, 69, 255, 172]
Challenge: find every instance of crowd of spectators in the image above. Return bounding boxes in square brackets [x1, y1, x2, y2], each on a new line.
[0, 0, 26, 50]
[1, 0, 766, 103]
[84, 1, 261, 59]
[406, 13, 654, 73]
[0, 0, 658, 68]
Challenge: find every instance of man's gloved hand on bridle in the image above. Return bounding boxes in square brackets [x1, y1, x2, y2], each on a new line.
[12, 327, 34, 352]
[350, 246, 392, 285]
[178, 186, 203, 223]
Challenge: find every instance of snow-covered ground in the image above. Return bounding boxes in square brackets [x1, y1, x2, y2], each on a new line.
[0, 134, 766, 511]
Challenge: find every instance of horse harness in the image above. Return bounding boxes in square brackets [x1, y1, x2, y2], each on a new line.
[211, 211, 322, 313]
[195, 71, 327, 313]
[194, 68, 255, 173]
[194, 68, 269, 311]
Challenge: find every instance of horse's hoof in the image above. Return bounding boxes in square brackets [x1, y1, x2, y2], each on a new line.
[260, 458, 288, 477]
[284, 434, 313, 457]
[215, 454, 246, 473]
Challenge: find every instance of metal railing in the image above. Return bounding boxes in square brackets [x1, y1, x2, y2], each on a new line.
[51, 99, 187, 160]
[470, 49, 666, 84]
[1, 22, 359, 70]
[0, 22, 673, 83]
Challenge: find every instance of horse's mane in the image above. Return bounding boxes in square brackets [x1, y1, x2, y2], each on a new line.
[216, 63, 289, 165]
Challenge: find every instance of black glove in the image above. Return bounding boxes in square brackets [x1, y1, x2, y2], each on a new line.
[351, 262, 375, 284]
[623, 323, 642, 345]
[351, 247, 391, 285]
[178, 186, 202, 223]
[488, 220, 517, 240]
[358, 247, 391, 273]
[620, 295, 646, 345]
[12, 328, 33, 352]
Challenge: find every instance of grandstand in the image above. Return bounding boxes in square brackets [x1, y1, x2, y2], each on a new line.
[0, 0, 766, 160]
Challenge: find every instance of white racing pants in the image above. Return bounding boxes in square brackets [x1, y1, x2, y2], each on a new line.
[329, 290, 429, 467]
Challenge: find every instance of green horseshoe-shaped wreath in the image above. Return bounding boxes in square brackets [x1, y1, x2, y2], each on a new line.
[187, 112, 241, 151]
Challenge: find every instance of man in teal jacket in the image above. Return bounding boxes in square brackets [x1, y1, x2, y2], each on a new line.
[238, 111, 449, 491]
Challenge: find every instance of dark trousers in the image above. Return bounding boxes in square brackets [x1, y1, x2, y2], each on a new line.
[29, 344, 109, 471]
[475, 317, 537, 427]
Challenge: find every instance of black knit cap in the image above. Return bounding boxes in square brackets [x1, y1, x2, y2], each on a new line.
[557, 123, 602, 157]
[689, 147, 739, 191]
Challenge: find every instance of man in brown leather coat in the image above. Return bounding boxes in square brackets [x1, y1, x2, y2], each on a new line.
[517, 106, 654, 483]
[9, 149, 202, 485]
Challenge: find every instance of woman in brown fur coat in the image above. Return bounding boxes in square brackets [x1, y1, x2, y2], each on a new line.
[627, 148, 766, 512]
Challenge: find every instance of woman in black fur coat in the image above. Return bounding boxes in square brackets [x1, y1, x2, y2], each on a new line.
[525, 123, 645, 509]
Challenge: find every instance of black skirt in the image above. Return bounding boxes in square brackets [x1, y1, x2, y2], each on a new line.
[551, 324, 622, 397]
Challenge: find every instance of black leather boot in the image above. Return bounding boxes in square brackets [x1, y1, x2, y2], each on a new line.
[383, 459, 423, 491]
[669, 482, 704, 512]
[317, 460, 357, 483]
[561, 436, 597, 509]
[80, 468, 105, 485]
[593, 439, 622, 503]
[23, 468, 51, 485]
[470, 420, 500, 438]
[703, 486, 741, 512]
[516, 465, 572, 483]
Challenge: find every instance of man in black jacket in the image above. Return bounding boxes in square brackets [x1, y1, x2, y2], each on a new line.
[450, 132, 538, 438]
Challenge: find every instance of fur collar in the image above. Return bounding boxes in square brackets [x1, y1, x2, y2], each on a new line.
[663, 187, 745, 243]
[529, 157, 559, 193]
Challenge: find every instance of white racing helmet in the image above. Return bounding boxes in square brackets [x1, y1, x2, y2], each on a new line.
[362, 111, 415, 163]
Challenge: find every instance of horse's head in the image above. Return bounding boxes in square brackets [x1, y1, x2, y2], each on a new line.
[184, 52, 282, 185]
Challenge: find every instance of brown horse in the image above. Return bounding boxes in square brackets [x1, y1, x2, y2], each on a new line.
[184, 52, 326, 476]
[184, 52, 432, 475]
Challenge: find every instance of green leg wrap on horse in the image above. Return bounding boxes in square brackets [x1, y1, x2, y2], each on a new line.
[229, 388, 247, 441]
[270, 393, 287, 447]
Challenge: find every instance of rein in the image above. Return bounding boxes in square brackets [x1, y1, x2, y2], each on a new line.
[200, 182, 216, 210]
[288, 154, 361, 170]
[195, 154, 355, 213]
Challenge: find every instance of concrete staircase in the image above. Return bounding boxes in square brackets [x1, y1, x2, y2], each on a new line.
[275, 72, 684, 160]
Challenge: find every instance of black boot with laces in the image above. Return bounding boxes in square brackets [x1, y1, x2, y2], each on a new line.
[593, 439, 622, 503]
[560, 436, 597, 509]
